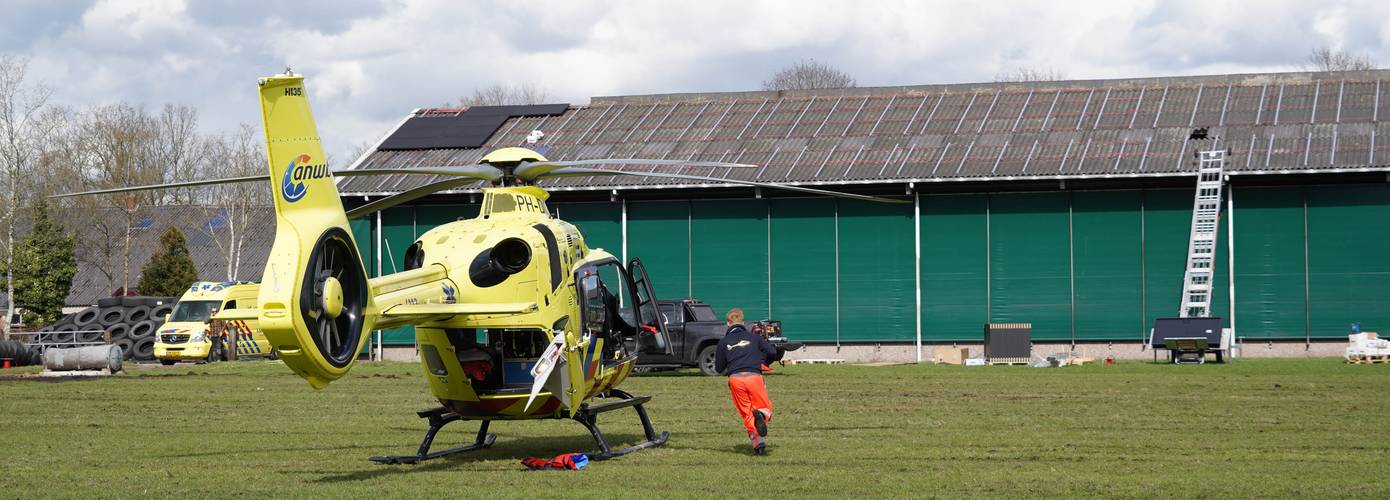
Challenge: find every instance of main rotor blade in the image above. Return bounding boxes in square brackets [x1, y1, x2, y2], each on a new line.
[540, 167, 910, 204]
[49, 175, 268, 198]
[49, 165, 504, 199]
[345, 177, 484, 219]
[340, 165, 503, 182]
[515, 159, 758, 182]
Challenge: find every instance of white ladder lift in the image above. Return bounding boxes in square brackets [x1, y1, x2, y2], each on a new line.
[1178, 150, 1228, 318]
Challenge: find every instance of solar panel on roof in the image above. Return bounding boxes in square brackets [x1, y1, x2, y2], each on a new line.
[204, 209, 228, 230]
[189, 231, 213, 247]
[378, 104, 568, 150]
[130, 217, 154, 230]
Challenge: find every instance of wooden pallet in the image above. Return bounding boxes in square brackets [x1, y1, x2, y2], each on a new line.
[987, 357, 1029, 366]
[1345, 354, 1390, 364]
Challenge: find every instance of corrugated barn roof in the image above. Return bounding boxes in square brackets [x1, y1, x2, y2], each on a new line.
[339, 70, 1390, 195]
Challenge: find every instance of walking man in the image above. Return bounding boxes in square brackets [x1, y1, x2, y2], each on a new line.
[715, 308, 777, 455]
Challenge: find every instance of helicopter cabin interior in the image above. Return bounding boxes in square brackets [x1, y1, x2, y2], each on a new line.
[416, 257, 653, 395]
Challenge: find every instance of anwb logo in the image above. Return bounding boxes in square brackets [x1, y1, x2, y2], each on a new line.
[281, 154, 329, 203]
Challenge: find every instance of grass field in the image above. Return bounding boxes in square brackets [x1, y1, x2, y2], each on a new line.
[2, 358, 1388, 498]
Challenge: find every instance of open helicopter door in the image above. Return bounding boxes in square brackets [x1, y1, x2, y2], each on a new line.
[524, 334, 571, 412]
[628, 259, 673, 356]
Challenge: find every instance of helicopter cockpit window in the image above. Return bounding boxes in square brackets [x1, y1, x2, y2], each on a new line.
[490, 194, 516, 213]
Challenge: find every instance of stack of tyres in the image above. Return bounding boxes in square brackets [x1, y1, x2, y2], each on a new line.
[0, 339, 41, 366]
[30, 296, 176, 362]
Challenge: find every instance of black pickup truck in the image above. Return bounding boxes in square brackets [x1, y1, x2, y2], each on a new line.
[636, 299, 803, 376]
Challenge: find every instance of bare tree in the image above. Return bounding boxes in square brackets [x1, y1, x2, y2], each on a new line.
[24, 106, 78, 199]
[456, 83, 549, 107]
[1305, 46, 1377, 71]
[199, 124, 268, 280]
[761, 59, 857, 91]
[151, 104, 201, 204]
[33, 106, 118, 297]
[0, 55, 53, 339]
[995, 66, 1068, 82]
[78, 103, 164, 295]
[338, 139, 376, 170]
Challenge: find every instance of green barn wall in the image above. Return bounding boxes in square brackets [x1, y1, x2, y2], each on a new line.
[989, 192, 1072, 341]
[626, 201, 691, 300]
[770, 199, 837, 342]
[1233, 187, 1308, 339]
[920, 194, 988, 342]
[1072, 191, 1144, 341]
[378, 206, 419, 344]
[416, 204, 480, 235]
[1307, 184, 1390, 337]
[838, 200, 916, 342]
[349, 217, 374, 278]
[370, 181, 1383, 345]
[691, 199, 769, 323]
[552, 202, 620, 255]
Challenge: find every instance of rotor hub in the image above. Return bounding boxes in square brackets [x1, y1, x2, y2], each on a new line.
[321, 276, 344, 319]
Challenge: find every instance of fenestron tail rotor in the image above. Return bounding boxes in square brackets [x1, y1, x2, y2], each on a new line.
[301, 228, 368, 368]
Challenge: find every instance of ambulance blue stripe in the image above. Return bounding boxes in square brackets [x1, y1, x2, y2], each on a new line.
[583, 334, 597, 379]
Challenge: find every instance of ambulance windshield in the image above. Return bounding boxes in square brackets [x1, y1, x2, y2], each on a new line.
[170, 300, 220, 322]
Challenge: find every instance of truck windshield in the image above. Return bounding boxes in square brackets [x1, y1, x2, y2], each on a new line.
[169, 300, 220, 322]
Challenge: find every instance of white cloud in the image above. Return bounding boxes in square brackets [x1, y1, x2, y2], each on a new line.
[5, 0, 1390, 164]
[79, 0, 190, 45]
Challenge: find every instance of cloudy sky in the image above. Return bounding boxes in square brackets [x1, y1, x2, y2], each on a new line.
[5, 0, 1390, 163]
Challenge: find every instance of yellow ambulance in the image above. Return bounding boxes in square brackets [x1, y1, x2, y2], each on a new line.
[154, 281, 275, 364]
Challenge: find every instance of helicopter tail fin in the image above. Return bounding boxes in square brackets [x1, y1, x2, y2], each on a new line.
[256, 74, 377, 389]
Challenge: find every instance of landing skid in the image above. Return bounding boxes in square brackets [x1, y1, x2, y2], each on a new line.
[575, 389, 670, 460]
[368, 408, 497, 465]
[368, 389, 668, 465]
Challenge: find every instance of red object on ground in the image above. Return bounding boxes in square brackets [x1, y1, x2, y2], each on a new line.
[760, 363, 774, 373]
[521, 453, 588, 470]
[1, 358, 11, 369]
[727, 373, 773, 438]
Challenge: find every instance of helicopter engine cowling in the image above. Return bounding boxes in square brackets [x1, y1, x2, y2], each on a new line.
[468, 237, 532, 288]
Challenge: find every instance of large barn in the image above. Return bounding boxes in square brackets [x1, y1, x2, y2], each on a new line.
[340, 69, 1390, 360]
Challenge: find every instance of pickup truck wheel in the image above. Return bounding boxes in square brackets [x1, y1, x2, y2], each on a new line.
[698, 345, 719, 376]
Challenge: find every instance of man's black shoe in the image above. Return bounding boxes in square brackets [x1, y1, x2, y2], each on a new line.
[753, 409, 768, 437]
[753, 442, 766, 455]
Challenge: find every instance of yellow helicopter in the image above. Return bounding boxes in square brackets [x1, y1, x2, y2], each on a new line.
[57, 72, 905, 464]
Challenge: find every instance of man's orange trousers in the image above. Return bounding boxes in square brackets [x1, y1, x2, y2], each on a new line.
[727, 372, 772, 437]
